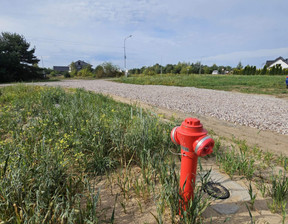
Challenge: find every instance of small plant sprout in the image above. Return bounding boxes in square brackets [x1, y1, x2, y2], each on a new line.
[248, 181, 257, 210]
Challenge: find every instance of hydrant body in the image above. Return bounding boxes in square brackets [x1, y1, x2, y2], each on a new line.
[171, 118, 214, 207]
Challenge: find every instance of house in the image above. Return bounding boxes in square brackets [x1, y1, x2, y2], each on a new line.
[265, 56, 288, 69]
[53, 66, 69, 72]
[212, 70, 219, 75]
[74, 60, 90, 71]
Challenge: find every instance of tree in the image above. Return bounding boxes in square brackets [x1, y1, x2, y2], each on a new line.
[0, 32, 40, 82]
[203, 66, 211, 74]
[143, 67, 156, 76]
[261, 65, 268, 75]
[101, 62, 123, 77]
[94, 65, 105, 78]
[236, 61, 243, 70]
[172, 62, 182, 74]
[164, 64, 174, 74]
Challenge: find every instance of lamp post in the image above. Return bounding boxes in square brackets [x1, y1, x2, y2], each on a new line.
[124, 35, 132, 77]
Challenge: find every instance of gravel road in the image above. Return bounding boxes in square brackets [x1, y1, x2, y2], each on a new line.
[33, 79, 288, 135]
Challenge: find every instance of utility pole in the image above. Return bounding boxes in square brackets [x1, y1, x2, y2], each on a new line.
[124, 35, 132, 77]
[161, 56, 163, 75]
[41, 56, 46, 78]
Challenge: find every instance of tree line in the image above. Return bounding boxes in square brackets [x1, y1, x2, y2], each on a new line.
[233, 64, 288, 75]
[129, 62, 231, 76]
[129, 61, 288, 76]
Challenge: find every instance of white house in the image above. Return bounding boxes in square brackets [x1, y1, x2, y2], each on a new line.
[265, 56, 288, 69]
[212, 70, 219, 75]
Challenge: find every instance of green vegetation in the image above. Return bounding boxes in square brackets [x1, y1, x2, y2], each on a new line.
[129, 61, 288, 76]
[211, 136, 288, 218]
[69, 62, 123, 78]
[0, 85, 211, 223]
[0, 32, 42, 83]
[1, 85, 288, 223]
[115, 74, 288, 95]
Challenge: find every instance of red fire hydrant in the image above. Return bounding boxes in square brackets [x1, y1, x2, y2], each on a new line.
[171, 118, 214, 209]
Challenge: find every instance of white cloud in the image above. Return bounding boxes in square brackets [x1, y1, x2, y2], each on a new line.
[203, 47, 288, 67]
[1, 0, 288, 68]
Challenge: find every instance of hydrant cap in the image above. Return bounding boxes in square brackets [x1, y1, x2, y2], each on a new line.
[183, 118, 202, 128]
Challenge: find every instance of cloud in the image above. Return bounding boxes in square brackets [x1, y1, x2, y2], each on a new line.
[203, 47, 288, 67]
[1, 0, 288, 68]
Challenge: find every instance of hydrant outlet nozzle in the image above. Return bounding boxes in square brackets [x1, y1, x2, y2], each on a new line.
[171, 126, 180, 145]
[194, 136, 214, 157]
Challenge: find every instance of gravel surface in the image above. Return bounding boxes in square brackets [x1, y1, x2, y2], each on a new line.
[33, 79, 288, 135]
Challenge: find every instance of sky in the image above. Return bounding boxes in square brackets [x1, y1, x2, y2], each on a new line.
[0, 0, 287, 69]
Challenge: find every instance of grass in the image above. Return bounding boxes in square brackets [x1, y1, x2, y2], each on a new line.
[1, 84, 288, 223]
[0, 84, 212, 223]
[114, 74, 288, 96]
[211, 135, 288, 219]
[268, 170, 288, 212]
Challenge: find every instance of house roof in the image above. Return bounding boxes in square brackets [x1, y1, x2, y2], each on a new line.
[266, 56, 288, 67]
[75, 60, 89, 65]
[53, 66, 69, 72]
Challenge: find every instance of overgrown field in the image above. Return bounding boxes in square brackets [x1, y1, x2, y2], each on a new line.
[115, 74, 288, 96]
[1, 85, 288, 223]
[0, 85, 212, 223]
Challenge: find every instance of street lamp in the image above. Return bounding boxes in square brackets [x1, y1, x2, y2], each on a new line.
[124, 34, 132, 77]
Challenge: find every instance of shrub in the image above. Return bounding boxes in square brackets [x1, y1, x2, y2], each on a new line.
[63, 71, 71, 78]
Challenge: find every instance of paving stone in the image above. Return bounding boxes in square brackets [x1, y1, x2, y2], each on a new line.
[198, 170, 250, 214]
[211, 203, 240, 215]
[199, 170, 250, 202]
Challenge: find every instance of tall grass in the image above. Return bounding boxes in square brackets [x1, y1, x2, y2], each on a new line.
[0, 85, 211, 223]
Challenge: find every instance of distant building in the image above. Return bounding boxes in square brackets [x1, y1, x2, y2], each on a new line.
[74, 60, 90, 71]
[53, 60, 91, 73]
[265, 56, 288, 69]
[212, 70, 219, 75]
[53, 66, 69, 72]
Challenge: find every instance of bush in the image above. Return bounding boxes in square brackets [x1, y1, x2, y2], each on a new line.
[143, 68, 156, 76]
[49, 71, 56, 77]
[77, 67, 93, 77]
[63, 72, 71, 78]
[94, 65, 105, 78]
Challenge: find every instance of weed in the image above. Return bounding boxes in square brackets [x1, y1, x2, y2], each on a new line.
[282, 201, 287, 224]
[248, 182, 257, 210]
[268, 170, 288, 212]
[216, 148, 255, 179]
[256, 180, 267, 197]
[245, 203, 256, 224]
[0, 85, 176, 222]
[264, 151, 274, 166]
